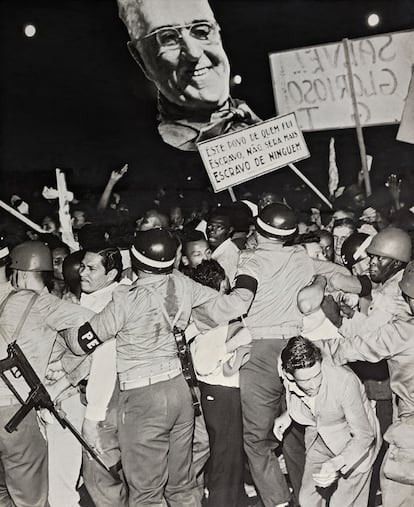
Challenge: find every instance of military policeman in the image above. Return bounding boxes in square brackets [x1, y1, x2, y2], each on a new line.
[64, 228, 256, 506]
[0, 241, 92, 506]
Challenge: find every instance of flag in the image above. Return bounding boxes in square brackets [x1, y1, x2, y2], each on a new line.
[328, 137, 339, 198]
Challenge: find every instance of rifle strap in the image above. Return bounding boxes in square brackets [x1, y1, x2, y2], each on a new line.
[141, 276, 185, 330]
[140, 279, 201, 414]
[0, 291, 39, 346]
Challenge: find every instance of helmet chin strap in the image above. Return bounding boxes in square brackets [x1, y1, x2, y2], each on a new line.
[374, 260, 404, 284]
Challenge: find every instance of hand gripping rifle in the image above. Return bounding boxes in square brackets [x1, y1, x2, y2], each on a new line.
[0, 341, 120, 479]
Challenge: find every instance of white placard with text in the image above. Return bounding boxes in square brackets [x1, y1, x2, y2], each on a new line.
[197, 113, 310, 193]
[269, 30, 414, 131]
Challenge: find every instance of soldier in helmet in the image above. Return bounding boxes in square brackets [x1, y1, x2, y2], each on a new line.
[63, 228, 257, 506]
[325, 227, 412, 504]
[0, 241, 92, 507]
[233, 203, 354, 507]
[322, 260, 414, 506]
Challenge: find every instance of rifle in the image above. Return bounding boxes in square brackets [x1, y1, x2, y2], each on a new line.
[0, 341, 120, 479]
[173, 326, 201, 416]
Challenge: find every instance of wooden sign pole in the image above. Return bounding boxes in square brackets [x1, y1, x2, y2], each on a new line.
[0, 199, 44, 233]
[228, 187, 237, 203]
[343, 38, 372, 197]
[288, 164, 333, 209]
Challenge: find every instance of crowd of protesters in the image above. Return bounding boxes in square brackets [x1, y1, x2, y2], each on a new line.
[0, 165, 414, 507]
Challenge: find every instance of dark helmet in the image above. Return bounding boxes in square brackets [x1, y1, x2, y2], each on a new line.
[366, 227, 411, 263]
[131, 228, 177, 274]
[341, 232, 372, 269]
[63, 250, 84, 297]
[10, 241, 53, 271]
[399, 260, 414, 298]
[255, 203, 297, 240]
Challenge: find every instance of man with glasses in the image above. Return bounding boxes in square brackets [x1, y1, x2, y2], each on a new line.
[117, 0, 260, 150]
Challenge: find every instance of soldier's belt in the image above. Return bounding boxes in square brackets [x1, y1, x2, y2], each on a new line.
[119, 368, 182, 391]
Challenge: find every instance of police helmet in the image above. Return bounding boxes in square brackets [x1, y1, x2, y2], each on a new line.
[341, 232, 372, 269]
[10, 241, 53, 272]
[255, 203, 297, 240]
[366, 227, 411, 263]
[131, 228, 177, 274]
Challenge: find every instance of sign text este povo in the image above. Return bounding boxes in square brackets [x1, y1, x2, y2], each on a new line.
[197, 113, 310, 192]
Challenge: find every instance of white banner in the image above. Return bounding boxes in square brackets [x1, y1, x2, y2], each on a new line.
[197, 113, 310, 193]
[397, 69, 414, 144]
[269, 30, 414, 131]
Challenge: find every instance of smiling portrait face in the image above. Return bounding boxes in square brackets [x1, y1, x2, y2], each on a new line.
[119, 0, 230, 111]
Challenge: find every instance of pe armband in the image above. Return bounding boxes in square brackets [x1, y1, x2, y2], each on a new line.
[234, 275, 258, 295]
[357, 275, 372, 298]
[78, 322, 103, 354]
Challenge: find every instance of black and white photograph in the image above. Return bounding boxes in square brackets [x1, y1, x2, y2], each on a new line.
[1, 0, 414, 506]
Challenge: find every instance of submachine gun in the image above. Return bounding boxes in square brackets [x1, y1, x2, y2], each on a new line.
[0, 341, 120, 479]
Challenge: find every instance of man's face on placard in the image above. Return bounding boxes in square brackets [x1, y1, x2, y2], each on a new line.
[124, 0, 230, 111]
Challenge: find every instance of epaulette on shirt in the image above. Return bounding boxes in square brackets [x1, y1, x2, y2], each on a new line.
[237, 249, 256, 270]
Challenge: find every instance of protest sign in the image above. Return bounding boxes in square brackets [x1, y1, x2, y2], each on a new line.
[397, 69, 414, 144]
[269, 30, 414, 131]
[197, 113, 310, 193]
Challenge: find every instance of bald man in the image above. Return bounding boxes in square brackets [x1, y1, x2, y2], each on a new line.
[117, 0, 259, 150]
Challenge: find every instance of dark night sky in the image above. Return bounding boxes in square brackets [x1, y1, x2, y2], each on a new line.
[1, 0, 414, 208]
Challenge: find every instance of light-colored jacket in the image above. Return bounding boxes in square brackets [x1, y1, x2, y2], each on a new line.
[285, 362, 381, 475]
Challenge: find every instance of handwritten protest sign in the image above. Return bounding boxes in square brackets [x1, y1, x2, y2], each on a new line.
[197, 113, 310, 193]
[269, 30, 414, 131]
[397, 69, 414, 145]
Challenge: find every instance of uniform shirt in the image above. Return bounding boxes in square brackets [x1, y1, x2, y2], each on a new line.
[211, 238, 240, 285]
[340, 270, 405, 337]
[236, 241, 314, 340]
[66, 270, 254, 384]
[324, 316, 414, 418]
[0, 281, 13, 302]
[0, 288, 92, 399]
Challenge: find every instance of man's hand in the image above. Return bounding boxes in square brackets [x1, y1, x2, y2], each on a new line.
[226, 327, 252, 353]
[46, 375, 70, 402]
[338, 300, 355, 319]
[82, 418, 103, 454]
[312, 459, 339, 487]
[45, 360, 65, 384]
[321, 295, 342, 328]
[273, 411, 292, 441]
[109, 164, 128, 184]
[385, 173, 401, 206]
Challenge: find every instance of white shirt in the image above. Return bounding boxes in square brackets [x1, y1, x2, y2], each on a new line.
[80, 279, 131, 421]
[211, 238, 240, 285]
[191, 325, 240, 388]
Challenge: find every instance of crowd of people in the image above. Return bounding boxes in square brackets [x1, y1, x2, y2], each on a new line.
[0, 165, 414, 507]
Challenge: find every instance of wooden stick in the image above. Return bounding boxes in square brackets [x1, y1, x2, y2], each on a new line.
[0, 199, 44, 233]
[288, 164, 333, 209]
[56, 169, 78, 252]
[343, 38, 372, 197]
[228, 187, 237, 203]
